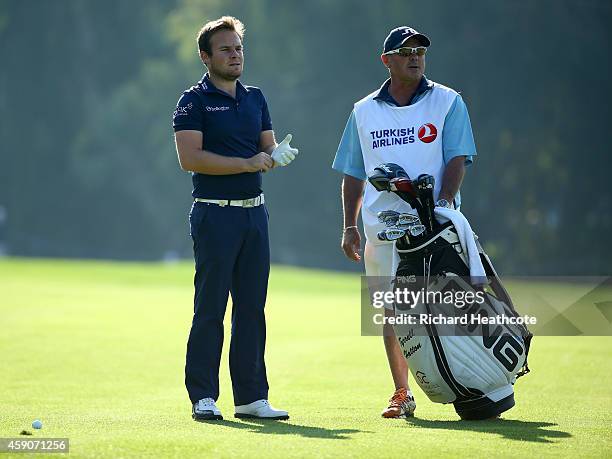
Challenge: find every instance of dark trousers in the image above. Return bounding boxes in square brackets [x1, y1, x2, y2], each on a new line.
[185, 202, 270, 406]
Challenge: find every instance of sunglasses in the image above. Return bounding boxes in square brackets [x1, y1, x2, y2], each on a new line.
[384, 46, 427, 57]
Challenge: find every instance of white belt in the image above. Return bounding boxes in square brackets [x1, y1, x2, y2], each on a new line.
[194, 193, 264, 208]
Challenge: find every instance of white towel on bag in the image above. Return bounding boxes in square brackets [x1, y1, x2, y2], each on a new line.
[433, 207, 487, 284]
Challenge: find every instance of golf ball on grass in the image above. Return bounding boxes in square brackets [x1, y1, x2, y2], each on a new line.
[32, 420, 42, 429]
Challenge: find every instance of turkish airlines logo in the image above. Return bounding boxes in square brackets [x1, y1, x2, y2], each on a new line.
[418, 123, 438, 143]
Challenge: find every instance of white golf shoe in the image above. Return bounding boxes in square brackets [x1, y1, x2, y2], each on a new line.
[192, 397, 223, 421]
[234, 399, 289, 420]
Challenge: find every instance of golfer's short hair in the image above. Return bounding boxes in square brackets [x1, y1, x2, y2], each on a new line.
[197, 16, 245, 55]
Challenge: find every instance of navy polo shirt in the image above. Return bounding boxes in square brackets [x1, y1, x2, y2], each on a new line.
[173, 73, 272, 199]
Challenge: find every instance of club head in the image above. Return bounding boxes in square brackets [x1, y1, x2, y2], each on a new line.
[377, 163, 409, 179]
[398, 213, 420, 225]
[368, 173, 391, 192]
[377, 210, 400, 226]
[388, 178, 422, 211]
[408, 224, 426, 237]
[377, 228, 408, 241]
[389, 177, 417, 196]
[368, 163, 410, 192]
[383, 227, 407, 241]
[415, 174, 434, 190]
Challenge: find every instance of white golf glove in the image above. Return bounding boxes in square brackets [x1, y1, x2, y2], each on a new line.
[271, 134, 298, 167]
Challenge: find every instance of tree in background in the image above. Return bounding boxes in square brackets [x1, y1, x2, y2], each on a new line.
[1, 0, 610, 274]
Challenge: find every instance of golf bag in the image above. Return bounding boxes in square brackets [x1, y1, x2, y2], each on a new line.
[368, 163, 532, 420]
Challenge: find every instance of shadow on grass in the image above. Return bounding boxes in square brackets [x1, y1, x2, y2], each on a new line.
[404, 418, 571, 443]
[196, 418, 368, 439]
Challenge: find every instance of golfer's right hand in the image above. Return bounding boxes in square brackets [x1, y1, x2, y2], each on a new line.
[246, 152, 274, 172]
[341, 227, 362, 262]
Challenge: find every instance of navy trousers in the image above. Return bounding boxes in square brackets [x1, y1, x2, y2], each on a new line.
[185, 202, 270, 406]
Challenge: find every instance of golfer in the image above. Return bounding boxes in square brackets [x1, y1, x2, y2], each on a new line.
[332, 26, 477, 417]
[173, 16, 297, 421]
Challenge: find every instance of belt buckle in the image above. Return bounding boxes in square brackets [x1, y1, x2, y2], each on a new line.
[243, 198, 256, 208]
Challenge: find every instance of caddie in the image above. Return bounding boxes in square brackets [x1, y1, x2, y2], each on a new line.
[332, 25, 478, 418]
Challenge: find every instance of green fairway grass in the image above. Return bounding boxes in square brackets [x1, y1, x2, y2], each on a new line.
[1, 258, 610, 458]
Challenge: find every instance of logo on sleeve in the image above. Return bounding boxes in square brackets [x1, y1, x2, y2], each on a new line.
[418, 123, 437, 143]
[173, 102, 193, 118]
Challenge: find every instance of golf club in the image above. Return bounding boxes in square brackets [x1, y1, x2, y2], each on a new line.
[377, 227, 407, 241]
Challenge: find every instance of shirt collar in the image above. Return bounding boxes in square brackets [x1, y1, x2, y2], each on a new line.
[198, 73, 247, 99]
[373, 76, 433, 106]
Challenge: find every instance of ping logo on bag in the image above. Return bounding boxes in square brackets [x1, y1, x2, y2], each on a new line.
[465, 306, 525, 372]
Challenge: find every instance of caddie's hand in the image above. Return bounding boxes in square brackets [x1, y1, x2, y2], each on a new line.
[341, 226, 362, 262]
[246, 152, 274, 172]
[271, 134, 299, 167]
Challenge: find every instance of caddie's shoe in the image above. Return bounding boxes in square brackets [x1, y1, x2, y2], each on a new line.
[235, 399, 289, 420]
[381, 388, 416, 418]
[192, 398, 223, 421]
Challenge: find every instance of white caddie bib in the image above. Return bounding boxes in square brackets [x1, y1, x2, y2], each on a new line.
[353, 83, 457, 245]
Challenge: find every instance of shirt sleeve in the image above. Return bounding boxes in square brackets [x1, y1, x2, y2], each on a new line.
[442, 95, 477, 166]
[261, 93, 272, 131]
[331, 110, 367, 180]
[172, 92, 203, 132]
